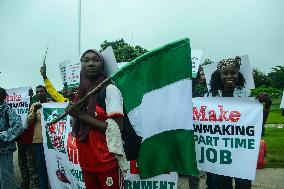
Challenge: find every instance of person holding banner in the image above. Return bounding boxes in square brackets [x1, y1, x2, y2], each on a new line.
[66, 49, 124, 189]
[17, 87, 40, 189]
[28, 85, 52, 189]
[206, 57, 271, 189]
[0, 87, 24, 189]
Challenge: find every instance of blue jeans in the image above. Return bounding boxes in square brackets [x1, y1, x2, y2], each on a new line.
[35, 144, 49, 189]
[0, 154, 17, 189]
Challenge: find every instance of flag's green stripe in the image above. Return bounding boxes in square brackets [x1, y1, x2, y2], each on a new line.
[137, 129, 198, 179]
[111, 38, 192, 113]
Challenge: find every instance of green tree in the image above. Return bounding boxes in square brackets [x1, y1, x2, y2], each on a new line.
[252, 68, 270, 87]
[268, 66, 284, 90]
[200, 59, 214, 66]
[100, 39, 148, 62]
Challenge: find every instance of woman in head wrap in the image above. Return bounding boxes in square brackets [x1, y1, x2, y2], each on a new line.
[206, 56, 271, 189]
[67, 49, 124, 189]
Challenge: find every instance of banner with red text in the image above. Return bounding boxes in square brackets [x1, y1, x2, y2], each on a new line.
[41, 102, 86, 189]
[5, 87, 30, 129]
[192, 97, 263, 180]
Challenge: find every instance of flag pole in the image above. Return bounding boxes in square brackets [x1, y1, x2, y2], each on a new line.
[46, 76, 111, 126]
[78, 0, 81, 56]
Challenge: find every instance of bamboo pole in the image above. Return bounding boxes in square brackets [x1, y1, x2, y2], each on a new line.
[46, 76, 111, 126]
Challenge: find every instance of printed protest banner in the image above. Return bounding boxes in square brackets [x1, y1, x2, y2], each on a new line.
[5, 87, 30, 129]
[124, 160, 178, 189]
[59, 61, 67, 85]
[192, 97, 263, 180]
[191, 50, 203, 78]
[65, 57, 81, 90]
[41, 102, 86, 189]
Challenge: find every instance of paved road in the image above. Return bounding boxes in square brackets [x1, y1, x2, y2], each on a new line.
[14, 151, 284, 189]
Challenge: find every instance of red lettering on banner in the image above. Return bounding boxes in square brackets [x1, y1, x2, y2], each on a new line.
[52, 136, 63, 149]
[217, 105, 229, 122]
[193, 106, 208, 121]
[57, 122, 65, 135]
[47, 124, 56, 135]
[229, 111, 241, 122]
[5, 93, 22, 102]
[67, 133, 79, 164]
[193, 105, 241, 123]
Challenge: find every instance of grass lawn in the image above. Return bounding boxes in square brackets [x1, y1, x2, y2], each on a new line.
[266, 98, 284, 124]
[263, 127, 284, 168]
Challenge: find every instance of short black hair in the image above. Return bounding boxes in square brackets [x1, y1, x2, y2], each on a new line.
[208, 70, 246, 96]
[36, 85, 47, 92]
[0, 87, 7, 101]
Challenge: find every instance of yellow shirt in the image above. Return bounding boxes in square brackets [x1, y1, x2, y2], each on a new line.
[44, 79, 69, 102]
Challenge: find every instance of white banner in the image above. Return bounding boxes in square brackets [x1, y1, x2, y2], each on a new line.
[280, 92, 284, 109]
[192, 97, 262, 180]
[65, 58, 81, 90]
[41, 102, 86, 189]
[59, 61, 67, 85]
[5, 87, 30, 129]
[124, 160, 178, 189]
[41, 103, 179, 189]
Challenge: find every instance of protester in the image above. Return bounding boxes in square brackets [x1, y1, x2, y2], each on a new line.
[66, 49, 124, 189]
[17, 87, 40, 189]
[0, 87, 24, 189]
[206, 56, 272, 189]
[193, 66, 208, 97]
[257, 139, 267, 169]
[40, 63, 69, 102]
[28, 85, 51, 189]
[188, 66, 209, 189]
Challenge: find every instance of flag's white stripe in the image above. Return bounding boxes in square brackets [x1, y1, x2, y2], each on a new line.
[128, 79, 193, 141]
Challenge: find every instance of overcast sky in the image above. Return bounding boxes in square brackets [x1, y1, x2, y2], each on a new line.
[0, 0, 283, 90]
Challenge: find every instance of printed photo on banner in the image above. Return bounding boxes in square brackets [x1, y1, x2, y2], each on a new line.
[192, 97, 263, 180]
[124, 160, 178, 189]
[41, 102, 86, 189]
[203, 55, 255, 94]
[5, 86, 30, 129]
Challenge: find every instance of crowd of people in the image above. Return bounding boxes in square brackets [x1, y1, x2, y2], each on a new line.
[0, 49, 274, 189]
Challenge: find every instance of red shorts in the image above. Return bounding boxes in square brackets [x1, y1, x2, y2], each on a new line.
[82, 166, 123, 189]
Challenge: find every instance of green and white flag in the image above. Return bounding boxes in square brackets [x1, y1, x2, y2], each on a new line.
[112, 38, 197, 179]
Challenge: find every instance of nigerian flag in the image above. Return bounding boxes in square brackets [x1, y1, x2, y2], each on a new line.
[112, 38, 197, 179]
